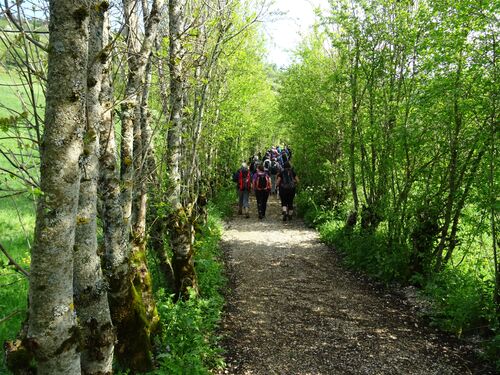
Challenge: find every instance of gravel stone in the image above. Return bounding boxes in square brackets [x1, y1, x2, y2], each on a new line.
[216, 196, 494, 375]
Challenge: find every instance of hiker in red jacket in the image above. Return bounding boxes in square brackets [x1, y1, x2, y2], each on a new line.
[233, 162, 252, 217]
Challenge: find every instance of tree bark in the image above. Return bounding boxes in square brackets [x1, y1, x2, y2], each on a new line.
[347, 38, 361, 228]
[131, 55, 160, 339]
[27, 1, 89, 373]
[73, 3, 115, 373]
[102, 0, 163, 370]
[168, 0, 199, 297]
[434, 58, 463, 272]
[492, 40, 500, 322]
[97, 11, 139, 373]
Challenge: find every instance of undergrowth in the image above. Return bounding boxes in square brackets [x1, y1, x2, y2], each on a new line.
[319, 219, 411, 283]
[152, 188, 233, 374]
[296, 189, 499, 370]
[0, 194, 34, 374]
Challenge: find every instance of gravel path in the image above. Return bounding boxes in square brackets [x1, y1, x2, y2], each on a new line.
[218, 195, 492, 375]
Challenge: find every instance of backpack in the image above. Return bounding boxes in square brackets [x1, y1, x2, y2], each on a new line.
[255, 173, 269, 191]
[280, 169, 295, 189]
[263, 159, 271, 170]
[270, 161, 279, 175]
[238, 170, 251, 191]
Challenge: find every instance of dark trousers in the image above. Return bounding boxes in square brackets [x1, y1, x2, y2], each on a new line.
[255, 190, 270, 218]
[279, 187, 296, 210]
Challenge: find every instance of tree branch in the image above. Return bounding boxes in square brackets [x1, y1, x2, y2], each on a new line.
[0, 242, 29, 277]
[0, 309, 22, 325]
[2, 0, 48, 51]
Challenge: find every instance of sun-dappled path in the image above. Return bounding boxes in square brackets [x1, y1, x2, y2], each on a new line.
[217, 195, 491, 375]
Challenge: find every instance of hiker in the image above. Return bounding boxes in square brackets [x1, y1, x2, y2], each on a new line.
[233, 162, 252, 218]
[284, 144, 292, 160]
[253, 164, 271, 219]
[263, 157, 272, 173]
[250, 155, 259, 176]
[269, 157, 280, 194]
[277, 161, 298, 221]
[280, 149, 289, 165]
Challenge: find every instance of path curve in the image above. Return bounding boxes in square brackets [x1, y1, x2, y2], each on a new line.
[218, 195, 490, 375]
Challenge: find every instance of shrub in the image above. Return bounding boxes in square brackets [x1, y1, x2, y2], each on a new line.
[210, 187, 236, 220]
[296, 187, 344, 227]
[153, 196, 228, 374]
[423, 267, 496, 337]
[319, 220, 411, 283]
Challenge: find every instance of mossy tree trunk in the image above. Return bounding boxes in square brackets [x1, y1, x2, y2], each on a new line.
[99, 0, 163, 371]
[347, 38, 361, 228]
[27, 1, 89, 373]
[168, 0, 199, 298]
[132, 56, 160, 333]
[98, 6, 146, 372]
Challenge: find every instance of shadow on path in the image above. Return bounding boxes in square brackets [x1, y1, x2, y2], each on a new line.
[218, 195, 491, 375]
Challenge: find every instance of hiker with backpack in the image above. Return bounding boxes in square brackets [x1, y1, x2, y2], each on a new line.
[253, 164, 271, 220]
[263, 157, 272, 173]
[233, 162, 252, 218]
[250, 155, 259, 177]
[284, 144, 292, 160]
[277, 161, 299, 221]
[269, 157, 280, 195]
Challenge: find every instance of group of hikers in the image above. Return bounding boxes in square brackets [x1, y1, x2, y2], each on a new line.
[232, 145, 298, 221]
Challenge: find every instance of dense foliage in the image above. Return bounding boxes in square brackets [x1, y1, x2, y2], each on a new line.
[0, 0, 498, 372]
[279, 0, 498, 366]
[152, 190, 234, 374]
[0, 1, 276, 373]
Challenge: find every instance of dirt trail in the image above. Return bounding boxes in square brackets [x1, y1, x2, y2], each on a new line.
[218, 196, 491, 375]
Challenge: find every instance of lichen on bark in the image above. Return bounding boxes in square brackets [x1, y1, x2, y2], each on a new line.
[27, 1, 90, 373]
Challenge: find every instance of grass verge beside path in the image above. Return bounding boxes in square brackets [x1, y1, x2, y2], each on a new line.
[295, 190, 499, 371]
[152, 188, 234, 374]
[0, 62, 40, 374]
[0, 184, 235, 374]
[0, 194, 34, 374]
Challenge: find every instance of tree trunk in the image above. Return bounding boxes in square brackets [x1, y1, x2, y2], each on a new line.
[168, 0, 199, 297]
[347, 39, 360, 228]
[97, 13, 140, 373]
[131, 56, 160, 338]
[442, 149, 485, 265]
[434, 58, 463, 272]
[488, 32, 499, 322]
[120, 0, 140, 242]
[73, 3, 115, 374]
[27, 1, 89, 373]
[101, 0, 163, 370]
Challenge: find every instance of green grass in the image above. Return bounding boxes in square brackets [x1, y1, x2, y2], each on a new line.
[0, 51, 40, 373]
[297, 187, 498, 370]
[0, 63, 43, 195]
[152, 194, 230, 374]
[0, 69, 24, 118]
[0, 194, 34, 374]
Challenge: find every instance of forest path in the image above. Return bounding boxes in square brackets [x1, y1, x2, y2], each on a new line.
[218, 195, 485, 375]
